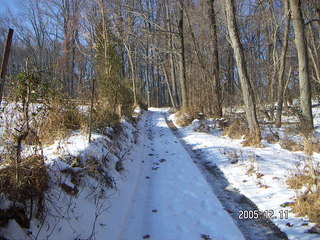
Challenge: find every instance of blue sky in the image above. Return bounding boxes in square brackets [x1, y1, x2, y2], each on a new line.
[0, 0, 18, 13]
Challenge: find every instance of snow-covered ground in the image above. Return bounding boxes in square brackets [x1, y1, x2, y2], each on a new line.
[110, 108, 244, 240]
[2, 106, 320, 240]
[0, 115, 139, 239]
[1, 108, 245, 240]
[169, 110, 320, 240]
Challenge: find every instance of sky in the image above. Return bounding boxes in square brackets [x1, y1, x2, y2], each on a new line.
[0, 0, 18, 14]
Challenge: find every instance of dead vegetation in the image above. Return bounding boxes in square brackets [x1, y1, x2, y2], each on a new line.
[175, 110, 194, 127]
[303, 137, 320, 155]
[222, 118, 263, 147]
[39, 101, 86, 144]
[286, 157, 320, 226]
[279, 137, 304, 152]
[222, 118, 249, 139]
[0, 155, 48, 228]
[0, 155, 48, 203]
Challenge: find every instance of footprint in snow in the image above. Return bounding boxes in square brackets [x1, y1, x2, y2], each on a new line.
[152, 209, 157, 213]
[200, 234, 212, 240]
[160, 159, 166, 163]
[143, 235, 151, 239]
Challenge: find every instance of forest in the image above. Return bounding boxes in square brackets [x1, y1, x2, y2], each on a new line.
[0, 0, 320, 239]
[0, 0, 319, 131]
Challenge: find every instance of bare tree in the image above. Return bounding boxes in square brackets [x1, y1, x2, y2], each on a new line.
[177, 0, 188, 110]
[224, 0, 260, 138]
[290, 0, 314, 131]
[275, 0, 290, 128]
[207, 0, 222, 117]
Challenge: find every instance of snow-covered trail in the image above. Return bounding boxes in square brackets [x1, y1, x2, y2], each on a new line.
[117, 109, 244, 240]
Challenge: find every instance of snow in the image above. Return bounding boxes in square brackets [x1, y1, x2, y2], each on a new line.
[1, 108, 247, 239]
[169, 110, 320, 240]
[2, 106, 320, 239]
[114, 108, 244, 240]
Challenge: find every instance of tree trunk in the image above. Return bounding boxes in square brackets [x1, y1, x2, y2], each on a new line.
[0, 28, 13, 107]
[290, 0, 314, 131]
[177, 0, 188, 110]
[165, 0, 179, 108]
[224, 0, 260, 135]
[162, 61, 176, 108]
[124, 43, 137, 105]
[208, 0, 222, 117]
[275, 0, 290, 128]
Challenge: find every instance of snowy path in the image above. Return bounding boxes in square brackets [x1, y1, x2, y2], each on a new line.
[116, 109, 244, 240]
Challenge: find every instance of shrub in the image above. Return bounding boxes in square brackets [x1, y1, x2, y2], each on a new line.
[303, 137, 320, 155]
[222, 118, 249, 139]
[280, 137, 304, 152]
[0, 155, 48, 203]
[175, 111, 194, 127]
[39, 101, 86, 144]
[92, 101, 120, 131]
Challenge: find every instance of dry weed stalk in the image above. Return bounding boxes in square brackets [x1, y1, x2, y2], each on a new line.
[286, 156, 320, 226]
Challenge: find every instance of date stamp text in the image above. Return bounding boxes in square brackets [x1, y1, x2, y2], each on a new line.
[238, 209, 289, 220]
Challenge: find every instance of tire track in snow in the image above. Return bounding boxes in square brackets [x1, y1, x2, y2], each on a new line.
[118, 109, 245, 240]
[165, 114, 288, 240]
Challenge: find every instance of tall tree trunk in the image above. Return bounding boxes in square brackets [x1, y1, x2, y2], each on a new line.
[162, 61, 176, 108]
[224, 0, 260, 136]
[177, 0, 188, 110]
[124, 43, 137, 105]
[208, 0, 222, 117]
[290, 0, 314, 131]
[275, 0, 290, 128]
[0, 28, 13, 107]
[165, 0, 179, 108]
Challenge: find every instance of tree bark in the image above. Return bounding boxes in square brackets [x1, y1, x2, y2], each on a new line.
[275, 0, 290, 128]
[290, 0, 314, 131]
[208, 0, 222, 117]
[0, 28, 13, 107]
[177, 0, 188, 110]
[224, 0, 260, 135]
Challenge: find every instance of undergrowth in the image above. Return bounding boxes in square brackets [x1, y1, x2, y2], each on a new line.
[286, 156, 320, 226]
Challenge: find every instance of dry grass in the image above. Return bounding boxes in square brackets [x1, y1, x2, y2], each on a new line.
[286, 174, 314, 189]
[0, 155, 48, 203]
[222, 118, 249, 139]
[286, 157, 320, 226]
[39, 101, 86, 144]
[303, 137, 320, 155]
[291, 190, 320, 225]
[284, 125, 300, 135]
[243, 130, 263, 147]
[280, 137, 304, 152]
[175, 111, 194, 127]
[92, 102, 120, 131]
[193, 122, 210, 133]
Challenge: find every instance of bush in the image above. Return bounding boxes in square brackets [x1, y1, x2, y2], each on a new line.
[39, 101, 86, 144]
[280, 137, 304, 152]
[92, 101, 120, 131]
[175, 111, 194, 127]
[0, 155, 48, 203]
[222, 118, 249, 139]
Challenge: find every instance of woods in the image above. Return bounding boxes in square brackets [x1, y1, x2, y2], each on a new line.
[1, 1, 320, 238]
[1, 0, 319, 136]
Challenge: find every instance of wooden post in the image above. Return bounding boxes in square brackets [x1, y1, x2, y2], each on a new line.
[0, 28, 14, 107]
[88, 78, 95, 143]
